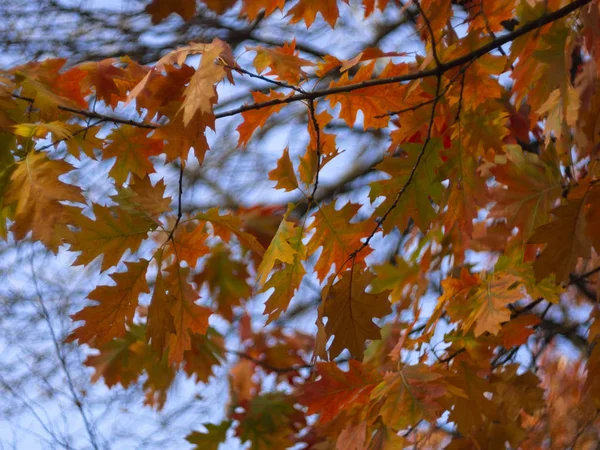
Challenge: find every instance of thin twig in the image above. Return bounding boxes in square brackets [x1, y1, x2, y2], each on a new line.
[38, 118, 105, 152]
[8, 1, 590, 133]
[224, 64, 305, 93]
[308, 98, 322, 200]
[215, 0, 590, 119]
[29, 258, 100, 450]
[414, 0, 442, 67]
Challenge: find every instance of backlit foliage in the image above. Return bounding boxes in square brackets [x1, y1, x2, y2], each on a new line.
[2, 0, 600, 448]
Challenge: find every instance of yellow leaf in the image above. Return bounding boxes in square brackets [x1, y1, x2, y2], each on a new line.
[5, 151, 83, 252]
[256, 211, 299, 285]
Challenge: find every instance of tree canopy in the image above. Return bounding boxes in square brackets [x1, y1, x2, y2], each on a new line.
[2, 0, 600, 448]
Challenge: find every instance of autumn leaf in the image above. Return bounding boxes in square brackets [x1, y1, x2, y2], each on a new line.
[146, 261, 174, 355]
[251, 40, 313, 85]
[489, 144, 563, 240]
[336, 421, 366, 450]
[102, 125, 164, 185]
[240, 0, 285, 21]
[307, 202, 372, 281]
[5, 151, 84, 252]
[69, 259, 150, 347]
[463, 272, 523, 337]
[128, 174, 172, 220]
[145, 0, 196, 24]
[196, 208, 265, 256]
[194, 245, 251, 321]
[371, 364, 447, 430]
[183, 328, 226, 382]
[327, 61, 410, 129]
[179, 42, 229, 127]
[234, 393, 303, 450]
[269, 147, 299, 192]
[442, 140, 488, 237]
[256, 211, 299, 285]
[186, 421, 231, 450]
[287, 0, 348, 28]
[369, 139, 444, 233]
[237, 90, 288, 147]
[321, 271, 391, 360]
[167, 221, 210, 268]
[300, 360, 377, 423]
[260, 243, 306, 325]
[528, 189, 593, 284]
[67, 204, 156, 272]
[78, 58, 128, 108]
[85, 325, 175, 409]
[163, 263, 212, 364]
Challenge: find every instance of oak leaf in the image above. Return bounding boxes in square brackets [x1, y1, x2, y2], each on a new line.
[371, 364, 447, 430]
[269, 147, 299, 192]
[196, 208, 265, 256]
[186, 421, 231, 450]
[300, 360, 377, 423]
[336, 421, 367, 450]
[67, 204, 156, 272]
[183, 328, 226, 382]
[256, 213, 299, 285]
[369, 140, 444, 233]
[288, 0, 348, 27]
[145, 0, 196, 24]
[251, 40, 312, 85]
[528, 193, 592, 284]
[240, 0, 285, 21]
[489, 145, 562, 240]
[327, 61, 410, 129]
[321, 271, 391, 360]
[5, 151, 84, 252]
[193, 245, 251, 321]
[102, 125, 164, 185]
[307, 202, 372, 281]
[85, 325, 175, 409]
[163, 264, 212, 364]
[237, 90, 288, 147]
[69, 259, 150, 347]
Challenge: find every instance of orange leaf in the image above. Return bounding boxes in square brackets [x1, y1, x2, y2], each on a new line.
[103, 126, 164, 185]
[268, 147, 299, 192]
[240, 0, 285, 21]
[237, 90, 288, 147]
[163, 264, 212, 364]
[287, 0, 347, 27]
[167, 222, 211, 268]
[69, 259, 150, 347]
[327, 61, 410, 129]
[251, 40, 313, 85]
[300, 360, 377, 423]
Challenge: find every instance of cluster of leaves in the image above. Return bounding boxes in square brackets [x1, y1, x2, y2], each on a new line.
[2, 0, 600, 448]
